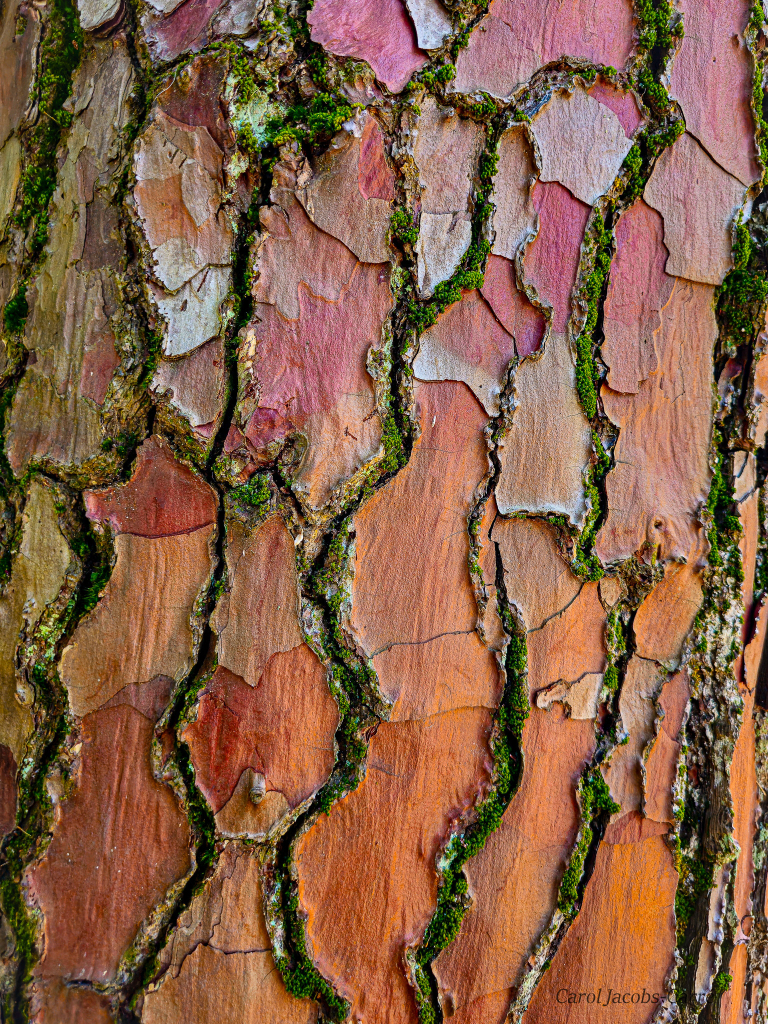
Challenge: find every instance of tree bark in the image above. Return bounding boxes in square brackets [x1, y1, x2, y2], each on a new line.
[1, 0, 767, 1022]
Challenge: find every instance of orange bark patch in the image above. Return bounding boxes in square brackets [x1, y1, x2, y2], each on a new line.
[296, 710, 494, 1024]
[350, 380, 489, 656]
[28, 705, 191, 984]
[60, 528, 214, 716]
[435, 705, 594, 1016]
[183, 651, 338, 814]
[633, 562, 704, 664]
[144, 845, 317, 1024]
[523, 832, 677, 1024]
[597, 278, 716, 564]
[214, 515, 304, 688]
[31, 978, 112, 1024]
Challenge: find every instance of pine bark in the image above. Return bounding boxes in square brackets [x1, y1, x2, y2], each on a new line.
[1, 1, 767, 1022]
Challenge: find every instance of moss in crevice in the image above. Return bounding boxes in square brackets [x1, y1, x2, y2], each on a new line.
[572, 431, 611, 581]
[390, 207, 419, 248]
[405, 126, 499, 335]
[556, 768, 620, 919]
[268, 520, 376, 1023]
[128, 482, 225, 1006]
[0, 490, 94, 1019]
[3, 0, 84, 335]
[633, 0, 683, 111]
[411, 582, 529, 1023]
[273, 870, 349, 1021]
[672, 128, 767, 1013]
[309, 519, 377, 817]
[603, 607, 628, 695]
[716, 220, 768, 353]
[747, 2, 768, 183]
[229, 473, 272, 517]
[406, 236, 491, 333]
[574, 207, 613, 421]
[705, 429, 743, 578]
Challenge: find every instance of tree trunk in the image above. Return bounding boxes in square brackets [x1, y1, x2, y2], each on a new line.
[1, 0, 767, 1022]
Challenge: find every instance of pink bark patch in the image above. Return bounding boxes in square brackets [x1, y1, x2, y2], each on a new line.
[358, 117, 395, 201]
[602, 199, 674, 394]
[79, 330, 120, 407]
[144, 0, 224, 63]
[481, 255, 546, 357]
[155, 52, 233, 155]
[669, 0, 760, 185]
[308, 0, 427, 92]
[524, 181, 591, 333]
[246, 264, 391, 431]
[589, 78, 644, 137]
[454, 0, 635, 98]
[85, 436, 217, 538]
[242, 261, 392, 505]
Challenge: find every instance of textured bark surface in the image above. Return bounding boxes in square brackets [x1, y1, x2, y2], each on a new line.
[1, 1, 768, 1023]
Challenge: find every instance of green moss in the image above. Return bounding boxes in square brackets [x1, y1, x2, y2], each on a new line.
[0, 869, 38, 991]
[68, 509, 114, 620]
[3, 286, 29, 336]
[575, 212, 612, 420]
[100, 429, 139, 460]
[713, 970, 733, 997]
[674, 853, 714, 942]
[3, 0, 84, 334]
[716, 221, 768, 348]
[274, 880, 349, 1020]
[557, 769, 620, 918]
[634, 0, 680, 59]
[271, 520, 376, 1022]
[405, 126, 499, 335]
[236, 122, 260, 155]
[226, 40, 259, 107]
[379, 414, 407, 475]
[420, 63, 456, 91]
[1, 656, 71, 1013]
[705, 429, 742, 576]
[137, 326, 164, 392]
[10, 0, 83, 303]
[602, 609, 627, 693]
[390, 208, 419, 247]
[572, 432, 611, 580]
[308, 519, 376, 817]
[450, 20, 472, 60]
[407, 241, 491, 331]
[603, 663, 619, 692]
[748, 5, 768, 181]
[756, 494, 768, 597]
[264, 92, 354, 148]
[230, 473, 271, 517]
[175, 740, 217, 874]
